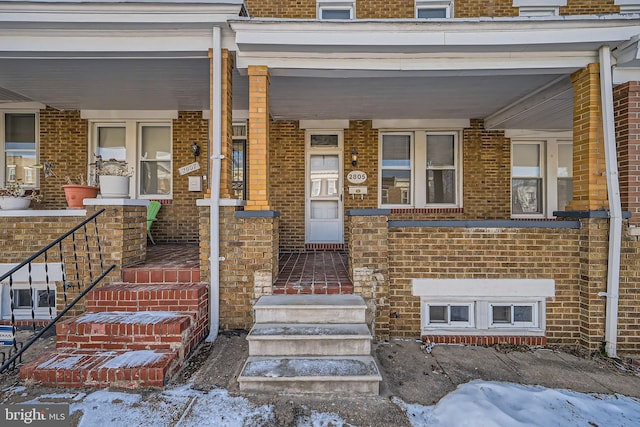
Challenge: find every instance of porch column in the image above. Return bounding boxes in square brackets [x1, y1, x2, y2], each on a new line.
[614, 81, 640, 226]
[219, 49, 235, 200]
[246, 65, 272, 210]
[567, 63, 609, 211]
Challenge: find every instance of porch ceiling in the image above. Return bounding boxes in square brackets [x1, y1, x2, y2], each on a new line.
[232, 73, 573, 129]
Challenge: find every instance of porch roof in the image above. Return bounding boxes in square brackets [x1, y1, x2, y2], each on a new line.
[228, 15, 640, 129]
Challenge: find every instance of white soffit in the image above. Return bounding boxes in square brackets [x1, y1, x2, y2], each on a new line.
[372, 119, 470, 129]
[299, 119, 350, 129]
[412, 278, 556, 297]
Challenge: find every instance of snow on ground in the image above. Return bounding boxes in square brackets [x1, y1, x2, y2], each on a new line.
[17, 380, 640, 427]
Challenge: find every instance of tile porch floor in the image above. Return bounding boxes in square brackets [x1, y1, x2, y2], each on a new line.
[127, 245, 353, 294]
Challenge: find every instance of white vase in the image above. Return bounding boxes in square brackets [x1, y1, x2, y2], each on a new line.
[0, 197, 31, 210]
[99, 175, 131, 199]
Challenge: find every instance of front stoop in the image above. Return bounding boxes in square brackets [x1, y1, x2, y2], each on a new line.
[20, 282, 208, 388]
[239, 295, 382, 395]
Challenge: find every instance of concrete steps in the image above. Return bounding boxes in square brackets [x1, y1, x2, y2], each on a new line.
[239, 295, 381, 395]
[20, 282, 208, 388]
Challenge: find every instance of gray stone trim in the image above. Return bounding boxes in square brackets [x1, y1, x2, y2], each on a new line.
[388, 219, 581, 229]
[347, 209, 391, 216]
[553, 210, 631, 219]
[235, 210, 280, 218]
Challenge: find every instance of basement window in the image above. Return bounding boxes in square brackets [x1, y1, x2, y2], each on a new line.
[425, 303, 474, 327]
[4, 285, 56, 320]
[490, 303, 537, 328]
[416, 1, 453, 18]
[317, 1, 355, 20]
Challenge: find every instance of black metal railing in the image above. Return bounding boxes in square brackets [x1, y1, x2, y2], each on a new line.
[0, 208, 115, 373]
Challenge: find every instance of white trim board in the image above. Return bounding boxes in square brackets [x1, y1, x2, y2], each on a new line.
[412, 278, 555, 297]
[0, 263, 63, 283]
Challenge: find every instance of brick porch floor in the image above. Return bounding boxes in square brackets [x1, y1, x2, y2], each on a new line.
[123, 244, 200, 283]
[273, 252, 354, 295]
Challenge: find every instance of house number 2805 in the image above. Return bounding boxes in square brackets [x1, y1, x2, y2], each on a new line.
[347, 171, 367, 184]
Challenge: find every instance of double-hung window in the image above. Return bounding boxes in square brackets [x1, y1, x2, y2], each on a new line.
[1, 112, 38, 188]
[510, 135, 572, 218]
[317, 1, 354, 20]
[416, 1, 453, 18]
[93, 121, 172, 199]
[380, 131, 461, 208]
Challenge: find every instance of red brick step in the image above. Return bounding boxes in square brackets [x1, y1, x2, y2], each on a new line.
[20, 349, 179, 388]
[56, 311, 196, 359]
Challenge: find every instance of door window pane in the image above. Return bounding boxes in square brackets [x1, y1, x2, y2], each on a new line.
[309, 155, 339, 198]
[310, 200, 339, 219]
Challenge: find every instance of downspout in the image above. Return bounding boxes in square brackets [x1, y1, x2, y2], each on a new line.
[206, 26, 222, 342]
[598, 45, 622, 358]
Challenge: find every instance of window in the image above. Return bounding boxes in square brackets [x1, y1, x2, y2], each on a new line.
[416, 1, 453, 18]
[518, 7, 558, 15]
[232, 123, 247, 200]
[511, 137, 573, 218]
[1, 113, 38, 188]
[426, 303, 473, 327]
[92, 121, 172, 199]
[10, 287, 55, 318]
[381, 134, 412, 206]
[317, 1, 354, 20]
[490, 303, 537, 328]
[380, 131, 461, 208]
[513, 0, 563, 16]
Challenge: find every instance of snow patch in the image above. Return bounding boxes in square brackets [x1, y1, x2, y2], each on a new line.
[99, 350, 165, 369]
[37, 354, 84, 370]
[77, 311, 179, 324]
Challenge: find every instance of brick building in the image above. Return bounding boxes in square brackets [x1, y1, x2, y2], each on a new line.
[1, 0, 640, 363]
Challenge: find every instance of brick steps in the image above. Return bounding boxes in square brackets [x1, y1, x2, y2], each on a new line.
[20, 282, 209, 388]
[21, 349, 179, 388]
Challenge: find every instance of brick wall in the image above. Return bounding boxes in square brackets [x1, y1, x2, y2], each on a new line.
[454, 0, 518, 17]
[357, 0, 414, 18]
[245, 0, 316, 18]
[39, 109, 89, 210]
[152, 111, 209, 244]
[200, 205, 279, 330]
[614, 82, 640, 226]
[560, 0, 619, 15]
[620, 230, 640, 355]
[568, 63, 609, 211]
[270, 121, 306, 251]
[270, 119, 513, 249]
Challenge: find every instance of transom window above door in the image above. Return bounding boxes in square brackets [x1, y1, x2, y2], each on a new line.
[379, 131, 462, 208]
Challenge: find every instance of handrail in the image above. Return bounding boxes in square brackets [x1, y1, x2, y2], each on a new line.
[0, 208, 107, 283]
[0, 265, 115, 373]
[0, 208, 115, 373]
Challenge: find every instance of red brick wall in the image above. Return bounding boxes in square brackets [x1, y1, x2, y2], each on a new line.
[614, 82, 640, 226]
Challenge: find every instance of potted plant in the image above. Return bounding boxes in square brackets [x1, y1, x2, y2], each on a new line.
[94, 155, 133, 198]
[62, 174, 99, 208]
[0, 181, 41, 210]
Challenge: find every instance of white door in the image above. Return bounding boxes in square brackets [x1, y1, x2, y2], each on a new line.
[306, 132, 343, 244]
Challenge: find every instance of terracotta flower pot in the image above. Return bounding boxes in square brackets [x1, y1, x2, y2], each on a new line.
[62, 185, 99, 208]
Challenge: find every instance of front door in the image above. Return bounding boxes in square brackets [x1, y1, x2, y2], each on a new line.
[306, 131, 343, 244]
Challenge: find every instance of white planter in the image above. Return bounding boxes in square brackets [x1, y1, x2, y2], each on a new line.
[99, 175, 131, 199]
[0, 197, 31, 210]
